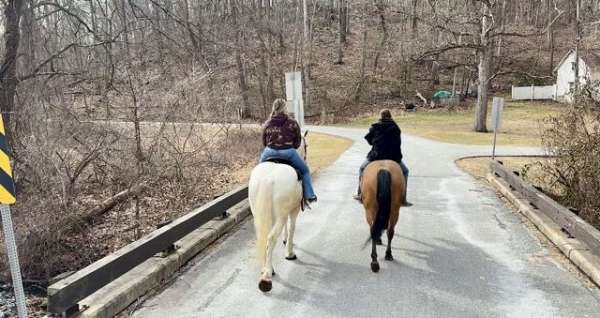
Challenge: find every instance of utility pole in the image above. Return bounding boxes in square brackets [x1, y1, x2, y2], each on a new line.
[574, 0, 581, 94]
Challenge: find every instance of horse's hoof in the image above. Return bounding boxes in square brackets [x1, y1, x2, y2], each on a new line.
[385, 253, 394, 261]
[272, 270, 276, 276]
[258, 279, 272, 292]
[285, 254, 297, 261]
[283, 240, 287, 246]
[375, 238, 383, 245]
[370, 262, 380, 273]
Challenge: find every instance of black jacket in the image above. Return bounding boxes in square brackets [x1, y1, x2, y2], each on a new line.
[365, 118, 403, 162]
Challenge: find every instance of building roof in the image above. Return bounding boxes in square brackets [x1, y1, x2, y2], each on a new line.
[554, 49, 575, 73]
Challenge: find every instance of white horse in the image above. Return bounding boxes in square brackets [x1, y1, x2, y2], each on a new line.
[248, 131, 308, 292]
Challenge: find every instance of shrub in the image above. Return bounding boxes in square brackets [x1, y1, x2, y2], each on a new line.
[541, 84, 600, 228]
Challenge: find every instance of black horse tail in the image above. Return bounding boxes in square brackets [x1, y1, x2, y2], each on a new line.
[371, 169, 391, 242]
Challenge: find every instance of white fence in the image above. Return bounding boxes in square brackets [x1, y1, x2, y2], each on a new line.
[511, 85, 557, 101]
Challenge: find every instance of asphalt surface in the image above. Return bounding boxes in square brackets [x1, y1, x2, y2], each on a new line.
[132, 126, 600, 318]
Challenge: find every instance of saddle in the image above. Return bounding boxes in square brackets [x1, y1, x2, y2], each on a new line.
[263, 157, 308, 211]
[263, 157, 302, 181]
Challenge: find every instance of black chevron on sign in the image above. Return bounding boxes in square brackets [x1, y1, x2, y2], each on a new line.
[0, 133, 6, 153]
[0, 164, 15, 198]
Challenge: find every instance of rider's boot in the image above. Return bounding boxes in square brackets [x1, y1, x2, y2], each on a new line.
[303, 196, 317, 210]
[353, 185, 362, 202]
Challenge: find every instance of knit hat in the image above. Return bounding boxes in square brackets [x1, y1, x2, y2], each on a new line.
[271, 98, 288, 116]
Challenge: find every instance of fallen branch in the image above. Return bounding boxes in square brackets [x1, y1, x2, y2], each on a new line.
[415, 90, 428, 105]
[82, 183, 148, 223]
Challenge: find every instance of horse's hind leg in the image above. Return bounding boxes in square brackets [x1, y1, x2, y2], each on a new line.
[386, 203, 400, 261]
[285, 210, 300, 260]
[259, 219, 285, 292]
[385, 228, 394, 261]
[370, 239, 380, 273]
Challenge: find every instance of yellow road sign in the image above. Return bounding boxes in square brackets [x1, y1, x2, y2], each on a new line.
[0, 115, 15, 204]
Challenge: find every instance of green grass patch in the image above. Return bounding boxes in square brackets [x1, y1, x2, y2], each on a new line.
[347, 101, 562, 146]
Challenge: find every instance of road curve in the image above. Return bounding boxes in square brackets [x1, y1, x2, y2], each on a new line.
[132, 126, 600, 318]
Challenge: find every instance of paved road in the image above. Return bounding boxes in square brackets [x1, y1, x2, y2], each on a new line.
[132, 126, 600, 318]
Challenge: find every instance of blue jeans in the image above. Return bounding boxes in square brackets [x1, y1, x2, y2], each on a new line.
[358, 160, 409, 197]
[260, 147, 316, 199]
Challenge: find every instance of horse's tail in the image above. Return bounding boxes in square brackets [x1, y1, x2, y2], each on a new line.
[371, 169, 391, 242]
[253, 180, 274, 264]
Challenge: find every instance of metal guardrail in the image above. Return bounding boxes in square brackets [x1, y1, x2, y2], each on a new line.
[47, 185, 248, 315]
[490, 160, 600, 256]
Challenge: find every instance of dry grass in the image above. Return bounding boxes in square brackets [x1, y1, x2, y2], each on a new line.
[306, 132, 354, 174]
[349, 101, 561, 146]
[456, 156, 561, 200]
[455, 156, 548, 180]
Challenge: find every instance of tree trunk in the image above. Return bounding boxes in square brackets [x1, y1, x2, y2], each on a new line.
[474, 2, 497, 133]
[474, 45, 493, 132]
[303, 0, 311, 111]
[345, 1, 350, 35]
[120, 0, 130, 57]
[335, 0, 346, 64]
[340, 0, 347, 44]
[21, 0, 35, 75]
[411, 0, 418, 38]
[373, 1, 388, 73]
[354, 3, 369, 102]
[496, 0, 507, 57]
[235, 33, 250, 118]
[0, 0, 24, 140]
[152, 1, 164, 61]
[574, 0, 581, 94]
[230, 4, 250, 119]
[549, 29, 555, 75]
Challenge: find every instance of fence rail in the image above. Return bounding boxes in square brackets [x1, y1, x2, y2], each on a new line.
[489, 160, 600, 256]
[47, 185, 248, 315]
[511, 84, 557, 101]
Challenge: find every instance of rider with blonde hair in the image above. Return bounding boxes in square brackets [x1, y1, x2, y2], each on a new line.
[259, 99, 317, 203]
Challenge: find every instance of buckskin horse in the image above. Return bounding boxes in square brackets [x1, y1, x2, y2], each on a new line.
[361, 160, 405, 272]
[248, 131, 308, 292]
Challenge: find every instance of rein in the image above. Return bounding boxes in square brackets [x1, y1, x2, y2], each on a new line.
[301, 130, 309, 162]
[302, 138, 307, 161]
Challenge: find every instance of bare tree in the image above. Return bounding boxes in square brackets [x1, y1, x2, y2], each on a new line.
[0, 0, 24, 139]
[334, 0, 347, 65]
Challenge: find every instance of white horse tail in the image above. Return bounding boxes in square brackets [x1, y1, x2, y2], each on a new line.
[253, 180, 274, 264]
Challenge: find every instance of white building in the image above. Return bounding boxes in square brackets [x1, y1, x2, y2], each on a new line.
[554, 50, 600, 102]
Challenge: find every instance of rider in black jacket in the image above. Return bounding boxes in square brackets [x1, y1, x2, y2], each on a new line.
[354, 109, 410, 206]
